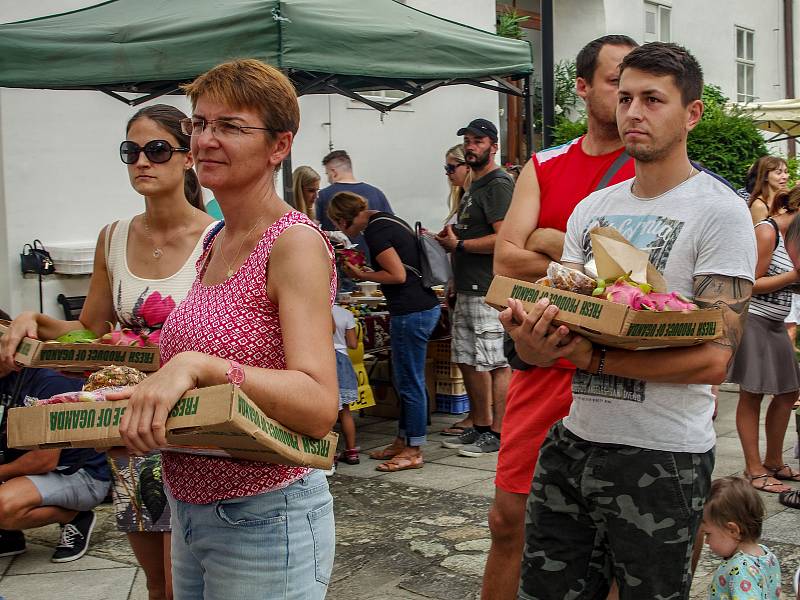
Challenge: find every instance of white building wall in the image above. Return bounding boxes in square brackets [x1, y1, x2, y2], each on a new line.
[557, 0, 787, 104]
[0, 0, 501, 318]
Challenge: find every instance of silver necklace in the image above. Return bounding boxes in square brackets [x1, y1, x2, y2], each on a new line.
[631, 164, 696, 199]
[142, 215, 163, 259]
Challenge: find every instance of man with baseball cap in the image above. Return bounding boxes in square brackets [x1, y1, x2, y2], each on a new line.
[436, 119, 514, 457]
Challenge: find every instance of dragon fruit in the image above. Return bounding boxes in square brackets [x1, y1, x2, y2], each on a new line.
[642, 292, 698, 312]
[337, 248, 366, 268]
[604, 280, 655, 310]
[99, 328, 153, 347]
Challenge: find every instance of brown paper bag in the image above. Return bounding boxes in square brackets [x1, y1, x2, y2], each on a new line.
[590, 227, 667, 293]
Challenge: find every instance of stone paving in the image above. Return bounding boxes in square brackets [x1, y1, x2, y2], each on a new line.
[1, 389, 799, 599]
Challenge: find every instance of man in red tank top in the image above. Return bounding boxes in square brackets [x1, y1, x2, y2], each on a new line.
[481, 35, 638, 599]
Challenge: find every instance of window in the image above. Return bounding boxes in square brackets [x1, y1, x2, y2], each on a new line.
[736, 26, 755, 103]
[644, 2, 670, 43]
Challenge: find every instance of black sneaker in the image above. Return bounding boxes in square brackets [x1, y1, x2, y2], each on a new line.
[0, 529, 25, 557]
[51, 510, 96, 563]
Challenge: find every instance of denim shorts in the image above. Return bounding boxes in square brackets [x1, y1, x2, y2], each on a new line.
[26, 469, 110, 513]
[169, 469, 335, 600]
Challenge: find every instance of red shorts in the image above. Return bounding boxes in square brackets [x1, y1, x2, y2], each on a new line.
[495, 366, 573, 495]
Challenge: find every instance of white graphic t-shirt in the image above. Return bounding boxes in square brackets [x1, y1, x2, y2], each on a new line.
[560, 171, 756, 453]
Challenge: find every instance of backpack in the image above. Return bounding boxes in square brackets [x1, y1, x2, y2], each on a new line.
[370, 216, 452, 288]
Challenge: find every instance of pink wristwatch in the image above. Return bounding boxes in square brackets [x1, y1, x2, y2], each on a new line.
[226, 360, 245, 387]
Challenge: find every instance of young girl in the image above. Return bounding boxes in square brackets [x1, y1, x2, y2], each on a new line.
[704, 476, 782, 599]
[333, 304, 360, 465]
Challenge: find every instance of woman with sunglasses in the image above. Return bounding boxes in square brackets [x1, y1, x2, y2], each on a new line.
[0, 103, 215, 600]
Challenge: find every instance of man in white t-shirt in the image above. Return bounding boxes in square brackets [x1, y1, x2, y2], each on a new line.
[501, 43, 756, 598]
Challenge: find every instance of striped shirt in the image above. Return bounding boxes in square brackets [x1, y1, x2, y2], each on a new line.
[749, 220, 794, 321]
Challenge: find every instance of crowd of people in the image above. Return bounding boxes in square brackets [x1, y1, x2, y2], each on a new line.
[0, 35, 800, 600]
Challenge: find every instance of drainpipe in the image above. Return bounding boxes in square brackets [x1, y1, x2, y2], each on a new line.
[541, 0, 555, 148]
[785, 0, 796, 156]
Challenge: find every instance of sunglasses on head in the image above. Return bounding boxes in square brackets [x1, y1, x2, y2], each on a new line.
[444, 163, 464, 175]
[119, 140, 189, 165]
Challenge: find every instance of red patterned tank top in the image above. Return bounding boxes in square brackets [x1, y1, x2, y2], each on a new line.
[159, 211, 336, 504]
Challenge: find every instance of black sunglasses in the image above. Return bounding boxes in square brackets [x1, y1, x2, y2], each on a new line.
[444, 163, 464, 175]
[120, 140, 189, 165]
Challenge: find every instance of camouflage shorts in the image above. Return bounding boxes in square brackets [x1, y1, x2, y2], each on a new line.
[519, 421, 714, 600]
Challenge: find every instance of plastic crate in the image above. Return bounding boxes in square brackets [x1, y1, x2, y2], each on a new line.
[436, 379, 467, 396]
[436, 393, 470, 414]
[434, 361, 462, 379]
[428, 339, 451, 362]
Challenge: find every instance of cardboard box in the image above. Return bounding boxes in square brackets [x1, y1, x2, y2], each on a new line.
[0, 323, 159, 372]
[486, 275, 723, 349]
[8, 384, 337, 469]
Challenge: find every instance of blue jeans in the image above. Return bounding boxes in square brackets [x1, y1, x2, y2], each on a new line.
[168, 470, 335, 599]
[390, 304, 441, 446]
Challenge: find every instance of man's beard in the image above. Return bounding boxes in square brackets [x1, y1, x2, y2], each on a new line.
[625, 131, 683, 163]
[465, 148, 491, 170]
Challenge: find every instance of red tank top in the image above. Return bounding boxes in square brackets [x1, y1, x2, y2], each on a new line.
[159, 211, 336, 504]
[533, 136, 635, 371]
[533, 136, 635, 230]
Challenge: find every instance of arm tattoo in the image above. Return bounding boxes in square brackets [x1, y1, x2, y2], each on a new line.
[693, 274, 752, 363]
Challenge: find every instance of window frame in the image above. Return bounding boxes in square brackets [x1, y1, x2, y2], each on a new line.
[643, 1, 671, 43]
[735, 26, 755, 103]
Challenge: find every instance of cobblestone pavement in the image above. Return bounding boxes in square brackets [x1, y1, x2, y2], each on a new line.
[1, 390, 799, 599]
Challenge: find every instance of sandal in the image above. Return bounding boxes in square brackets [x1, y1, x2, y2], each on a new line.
[368, 445, 405, 460]
[442, 419, 473, 436]
[376, 454, 424, 472]
[780, 489, 800, 509]
[747, 472, 791, 494]
[765, 464, 800, 482]
[338, 448, 360, 465]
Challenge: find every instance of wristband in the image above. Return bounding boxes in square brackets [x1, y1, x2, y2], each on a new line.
[226, 360, 245, 387]
[456, 240, 465, 253]
[594, 346, 607, 376]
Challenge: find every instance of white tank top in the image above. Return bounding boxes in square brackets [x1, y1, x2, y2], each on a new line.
[104, 218, 217, 336]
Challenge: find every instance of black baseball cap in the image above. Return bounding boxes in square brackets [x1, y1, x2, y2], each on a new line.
[457, 118, 498, 142]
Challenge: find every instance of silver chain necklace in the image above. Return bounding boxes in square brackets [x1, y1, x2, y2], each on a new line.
[142, 215, 163, 259]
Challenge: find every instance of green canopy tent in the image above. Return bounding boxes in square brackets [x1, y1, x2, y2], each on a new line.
[0, 0, 534, 200]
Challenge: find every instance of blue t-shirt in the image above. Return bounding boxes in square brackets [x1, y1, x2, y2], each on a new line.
[316, 182, 393, 232]
[0, 369, 110, 482]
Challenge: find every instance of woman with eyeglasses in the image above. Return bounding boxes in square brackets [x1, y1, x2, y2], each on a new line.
[440, 144, 472, 435]
[443, 144, 471, 226]
[105, 60, 338, 599]
[0, 103, 215, 600]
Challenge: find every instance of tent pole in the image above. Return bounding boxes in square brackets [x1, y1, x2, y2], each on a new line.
[282, 153, 294, 208]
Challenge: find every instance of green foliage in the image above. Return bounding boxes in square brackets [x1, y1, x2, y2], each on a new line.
[552, 116, 587, 146]
[496, 9, 529, 40]
[532, 60, 583, 137]
[786, 156, 800, 188]
[687, 85, 767, 188]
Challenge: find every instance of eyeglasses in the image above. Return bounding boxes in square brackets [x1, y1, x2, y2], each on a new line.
[444, 163, 465, 175]
[180, 117, 277, 138]
[119, 140, 189, 165]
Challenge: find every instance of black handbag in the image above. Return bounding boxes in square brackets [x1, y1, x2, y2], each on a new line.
[20, 239, 55, 275]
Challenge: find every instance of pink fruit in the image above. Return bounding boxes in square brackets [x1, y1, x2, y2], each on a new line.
[605, 280, 655, 310]
[337, 248, 366, 268]
[645, 292, 698, 311]
[99, 328, 152, 347]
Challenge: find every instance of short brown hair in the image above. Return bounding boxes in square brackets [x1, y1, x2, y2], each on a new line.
[327, 191, 367, 228]
[773, 185, 800, 215]
[576, 35, 639, 84]
[704, 476, 764, 543]
[322, 150, 352, 170]
[182, 59, 300, 137]
[619, 42, 703, 106]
